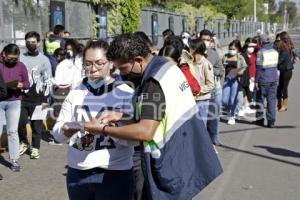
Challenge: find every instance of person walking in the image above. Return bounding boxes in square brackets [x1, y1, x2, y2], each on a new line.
[0, 70, 6, 179]
[222, 40, 247, 125]
[255, 35, 279, 128]
[240, 38, 258, 114]
[19, 31, 52, 159]
[199, 29, 225, 145]
[0, 44, 30, 171]
[189, 38, 215, 127]
[276, 32, 295, 112]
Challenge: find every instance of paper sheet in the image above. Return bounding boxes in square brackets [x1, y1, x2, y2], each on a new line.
[31, 105, 48, 120]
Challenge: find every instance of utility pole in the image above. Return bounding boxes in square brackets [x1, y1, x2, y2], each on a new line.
[283, 0, 288, 30]
[254, 0, 257, 22]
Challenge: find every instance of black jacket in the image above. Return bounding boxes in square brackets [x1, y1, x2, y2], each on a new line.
[278, 50, 294, 71]
[0, 71, 7, 99]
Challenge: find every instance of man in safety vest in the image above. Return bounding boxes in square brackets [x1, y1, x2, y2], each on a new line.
[80, 34, 223, 200]
[255, 34, 279, 128]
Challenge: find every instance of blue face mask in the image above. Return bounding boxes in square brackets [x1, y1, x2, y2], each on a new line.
[87, 76, 110, 89]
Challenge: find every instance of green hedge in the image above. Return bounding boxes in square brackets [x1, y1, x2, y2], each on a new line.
[91, 0, 149, 36]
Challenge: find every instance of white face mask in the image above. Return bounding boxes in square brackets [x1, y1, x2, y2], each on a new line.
[182, 38, 189, 47]
[228, 50, 237, 56]
[204, 41, 210, 49]
[67, 50, 73, 58]
[247, 47, 255, 54]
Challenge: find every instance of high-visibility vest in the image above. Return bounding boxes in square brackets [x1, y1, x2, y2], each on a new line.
[45, 40, 61, 54]
[136, 56, 223, 200]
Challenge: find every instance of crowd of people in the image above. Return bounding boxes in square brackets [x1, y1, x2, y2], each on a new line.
[0, 24, 296, 200]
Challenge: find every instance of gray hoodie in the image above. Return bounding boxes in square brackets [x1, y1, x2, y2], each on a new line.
[206, 48, 225, 89]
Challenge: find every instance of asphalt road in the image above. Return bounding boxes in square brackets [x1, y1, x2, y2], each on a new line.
[1, 58, 300, 200]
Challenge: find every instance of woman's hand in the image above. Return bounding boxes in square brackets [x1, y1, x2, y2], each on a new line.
[62, 122, 82, 137]
[16, 82, 23, 89]
[82, 118, 105, 135]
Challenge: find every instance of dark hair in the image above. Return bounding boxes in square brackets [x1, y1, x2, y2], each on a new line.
[229, 40, 242, 52]
[162, 29, 174, 39]
[54, 48, 66, 57]
[64, 39, 81, 58]
[1, 44, 20, 56]
[189, 38, 206, 56]
[158, 45, 181, 64]
[163, 35, 184, 53]
[25, 31, 40, 42]
[133, 31, 153, 48]
[53, 25, 65, 35]
[107, 34, 151, 62]
[200, 29, 212, 38]
[83, 40, 109, 62]
[278, 32, 294, 51]
[242, 37, 253, 52]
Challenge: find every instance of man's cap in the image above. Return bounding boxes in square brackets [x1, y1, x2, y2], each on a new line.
[260, 34, 270, 43]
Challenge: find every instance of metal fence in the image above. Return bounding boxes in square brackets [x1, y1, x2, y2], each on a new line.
[0, 0, 282, 51]
[0, 0, 94, 52]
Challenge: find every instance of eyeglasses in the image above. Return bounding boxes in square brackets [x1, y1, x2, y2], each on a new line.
[84, 59, 108, 70]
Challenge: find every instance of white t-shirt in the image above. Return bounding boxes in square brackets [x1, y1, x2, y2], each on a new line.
[52, 56, 83, 88]
[53, 82, 136, 170]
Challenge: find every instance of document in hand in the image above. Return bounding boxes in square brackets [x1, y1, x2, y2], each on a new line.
[31, 105, 48, 120]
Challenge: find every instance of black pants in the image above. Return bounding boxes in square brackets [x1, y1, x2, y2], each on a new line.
[18, 101, 44, 149]
[51, 86, 70, 119]
[277, 70, 293, 99]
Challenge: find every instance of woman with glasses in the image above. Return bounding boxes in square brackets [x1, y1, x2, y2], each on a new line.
[0, 44, 29, 172]
[53, 40, 135, 200]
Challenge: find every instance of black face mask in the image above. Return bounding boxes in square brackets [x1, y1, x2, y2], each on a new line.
[121, 64, 143, 88]
[121, 72, 143, 88]
[5, 60, 17, 68]
[26, 43, 37, 53]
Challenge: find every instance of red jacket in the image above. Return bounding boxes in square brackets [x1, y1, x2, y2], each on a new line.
[249, 53, 256, 78]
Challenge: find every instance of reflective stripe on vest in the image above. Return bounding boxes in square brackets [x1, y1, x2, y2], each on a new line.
[137, 62, 198, 156]
[262, 49, 279, 68]
[45, 40, 61, 54]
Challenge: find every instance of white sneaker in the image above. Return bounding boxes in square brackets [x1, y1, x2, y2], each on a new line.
[227, 117, 236, 125]
[244, 106, 256, 114]
[238, 109, 245, 117]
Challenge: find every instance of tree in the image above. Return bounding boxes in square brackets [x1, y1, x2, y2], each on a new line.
[276, 1, 297, 26]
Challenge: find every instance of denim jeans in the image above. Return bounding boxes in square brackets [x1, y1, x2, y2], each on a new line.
[67, 167, 134, 200]
[196, 99, 209, 128]
[0, 100, 21, 160]
[222, 78, 240, 117]
[236, 88, 244, 114]
[207, 87, 222, 144]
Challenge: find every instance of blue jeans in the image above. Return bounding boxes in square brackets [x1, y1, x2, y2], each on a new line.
[196, 99, 209, 127]
[207, 87, 222, 144]
[67, 167, 134, 200]
[236, 88, 244, 114]
[0, 100, 21, 160]
[222, 78, 240, 117]
[256, 82, 277, 124]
